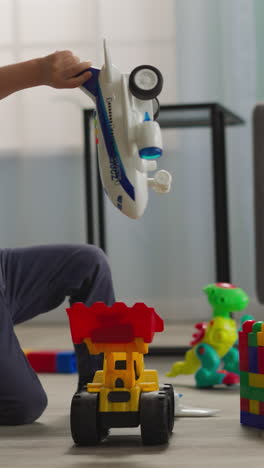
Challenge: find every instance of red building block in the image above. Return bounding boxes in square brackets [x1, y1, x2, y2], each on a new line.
[242, 320, 256, 333]
[240, 397, 249, 413]
[66, 302, 164, 345]
[259, 401, 264, 416]
[258, 347, 264, 374]
[26, 351, 57, 373]
[239, 331, 249, 372]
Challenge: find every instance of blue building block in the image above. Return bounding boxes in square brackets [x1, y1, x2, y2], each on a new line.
[56, 351, 77, 373]
[241, 411, 264, 429]
[248, 346, 258, 373]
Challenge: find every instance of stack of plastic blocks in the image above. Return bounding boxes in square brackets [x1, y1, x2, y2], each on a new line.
[239, 320, 264, 429]
[24, 350, 77, 374]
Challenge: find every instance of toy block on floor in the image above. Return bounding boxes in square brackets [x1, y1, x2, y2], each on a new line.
[239, 320, 264, 429]
[241, 411, 264, 429]
[24, 350, 77, 373]
[56, 351, 77, 373]
[248, 347, 258, 373]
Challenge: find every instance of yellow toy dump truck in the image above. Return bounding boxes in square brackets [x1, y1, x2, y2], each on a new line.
[67, 301, 174, 446]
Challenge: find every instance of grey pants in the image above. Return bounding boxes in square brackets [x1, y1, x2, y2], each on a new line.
[0, 244, 115, 425]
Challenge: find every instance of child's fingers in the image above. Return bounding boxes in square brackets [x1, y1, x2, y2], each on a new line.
[64, 61, 92, 80]
[66, 70, 93, 88]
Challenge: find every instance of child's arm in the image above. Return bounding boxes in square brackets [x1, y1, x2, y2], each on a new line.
[0, 50, 92, 100]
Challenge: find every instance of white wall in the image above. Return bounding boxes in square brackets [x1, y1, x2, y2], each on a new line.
[171, 0, 263, 320]
[0, 0, 177, 152]
[1, 0, 195, 324]
[1, 0, 260, 324]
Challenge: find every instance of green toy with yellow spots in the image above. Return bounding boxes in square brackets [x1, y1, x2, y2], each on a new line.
[167, 283, 251, 388]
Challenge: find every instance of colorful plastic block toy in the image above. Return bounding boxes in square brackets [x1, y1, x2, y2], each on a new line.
[24, 350, 77, 374]
[239, 320, 264, 429]
[166, 283, 249, 388]
[80, 39, 172, 219]
[66, 301, 175, 446]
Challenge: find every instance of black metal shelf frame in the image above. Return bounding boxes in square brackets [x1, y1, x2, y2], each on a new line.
[83, 102, 244, 286]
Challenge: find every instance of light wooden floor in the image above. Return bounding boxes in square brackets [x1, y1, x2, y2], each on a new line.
[0, 323, 263, 468]
[14, 321, 193, 349]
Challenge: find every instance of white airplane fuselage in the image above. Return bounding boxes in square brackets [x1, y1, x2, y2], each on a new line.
[80, 41, 166, 219]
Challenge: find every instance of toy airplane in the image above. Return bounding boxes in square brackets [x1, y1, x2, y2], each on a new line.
[80, 40, 172, 219]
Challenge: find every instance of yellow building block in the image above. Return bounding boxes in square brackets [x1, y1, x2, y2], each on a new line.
[249, 372, 264, 388]
[249, 399, 260, 415]
[257, 332, 264, 346]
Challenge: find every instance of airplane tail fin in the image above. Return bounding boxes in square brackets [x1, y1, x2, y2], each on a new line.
[103, 39, 113, 84]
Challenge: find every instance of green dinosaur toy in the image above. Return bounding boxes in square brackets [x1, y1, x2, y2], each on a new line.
[167, 283, 251, 388]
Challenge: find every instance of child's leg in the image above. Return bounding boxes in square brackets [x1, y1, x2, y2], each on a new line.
[2, 244, 115, 323]
[0, 296, 47, 425]
[2, 244, 116, 390]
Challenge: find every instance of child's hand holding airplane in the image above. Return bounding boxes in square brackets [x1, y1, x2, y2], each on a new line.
[0, 50, 92, 99]
[40, 50, 92, 89]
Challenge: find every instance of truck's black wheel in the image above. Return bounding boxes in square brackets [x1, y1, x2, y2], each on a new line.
[140, 391, 170, 445]
[70, 391, 103, 446]
[159, 383, 175, 433]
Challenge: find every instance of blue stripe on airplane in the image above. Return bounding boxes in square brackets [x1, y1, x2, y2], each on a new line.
[96, 86, 135, 201]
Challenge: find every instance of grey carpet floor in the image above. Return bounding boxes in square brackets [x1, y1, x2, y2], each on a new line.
[0, 324, 263, 468]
